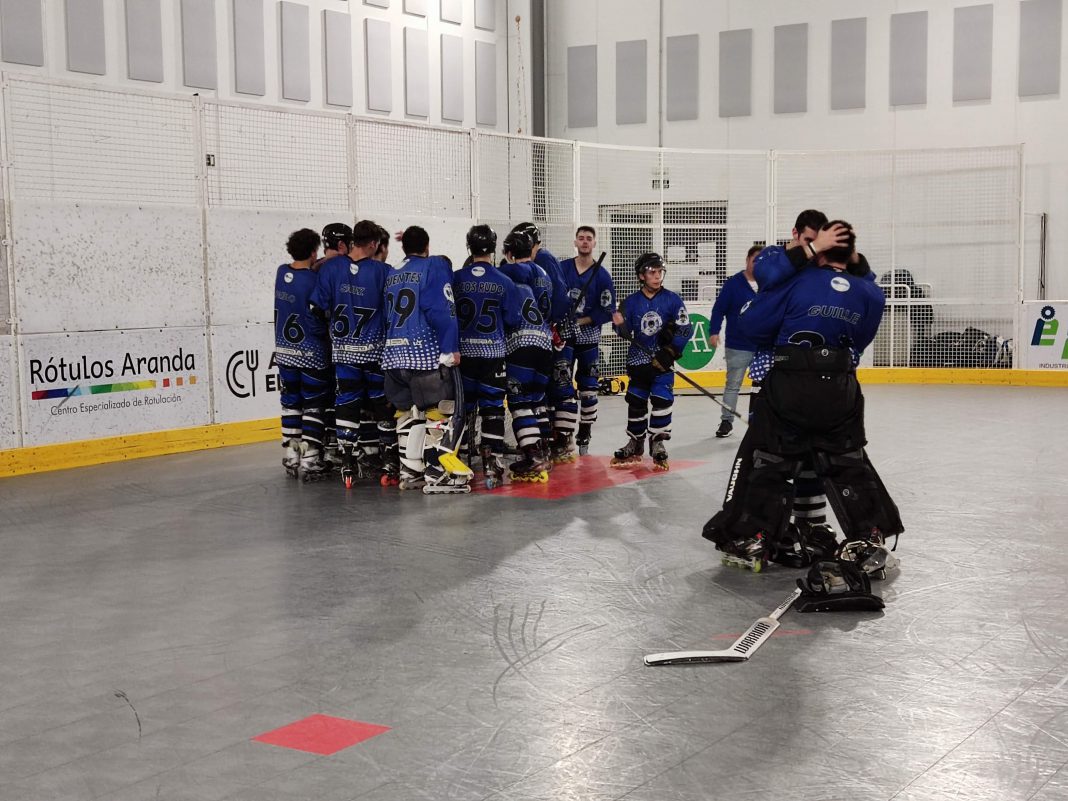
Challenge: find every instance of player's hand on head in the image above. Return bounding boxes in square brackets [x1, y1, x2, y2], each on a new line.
[814, 223, 849, 253]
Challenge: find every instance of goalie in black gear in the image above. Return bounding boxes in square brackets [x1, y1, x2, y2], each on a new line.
[701, 221, 903, 609]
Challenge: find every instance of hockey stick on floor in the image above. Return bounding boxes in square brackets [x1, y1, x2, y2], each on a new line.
[643, 587, 801, 666]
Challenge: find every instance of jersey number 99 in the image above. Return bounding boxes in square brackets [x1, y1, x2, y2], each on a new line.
[385, 287, 417, 329]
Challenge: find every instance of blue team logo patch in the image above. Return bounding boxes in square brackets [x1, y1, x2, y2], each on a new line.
[831, 276, 850, 293]
[284, 272, 294, 284]
[350, 263, 359, 276]
[472, 265, 486, 277]
[443, 283, 454, 304]
[740, 300, 752, 314]
[640, 311, 663, 336]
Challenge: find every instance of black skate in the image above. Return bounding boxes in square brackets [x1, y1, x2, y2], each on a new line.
[715, 420, 733, 438]
[719, 532, 769, 573]
[340, 445, 358, 489]
[576, 423, 592, 456]
[610, 435, 644, 468]
[300, 447, 331, 482]
[771, 522, 839, 568]
[481, 448, 507, 490]
[281, 439, 300, 479]
[550, 431, 577, 465]
[379, 443, 400, 487]
[650, 437, 669, 472]
[509, 445, 550, 483]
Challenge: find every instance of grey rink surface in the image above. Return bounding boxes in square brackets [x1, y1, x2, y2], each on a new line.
[1, 385, 1068, 801]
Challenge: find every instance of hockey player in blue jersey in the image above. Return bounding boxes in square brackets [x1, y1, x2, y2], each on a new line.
[500, 228, 556, 483]
[558, 225, 616, 456]
[273, 228, 330, 479]
[382, 226, 471, 494]
[310, 220, 396, 488]
[454, 225, 524, 489]
[702, 222, 903, 608]
[510, 222, 581, 464]
[611, 253, 693, 471]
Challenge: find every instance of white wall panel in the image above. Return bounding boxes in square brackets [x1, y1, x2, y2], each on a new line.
[13, 202, 205, 334]
[205, 208, 349, 327]
[0, 335, 17, 449]
[19, 327, 211, 446]
[210, 323, 278, 423]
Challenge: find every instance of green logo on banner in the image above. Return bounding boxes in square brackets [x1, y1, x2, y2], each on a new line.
[677, 313, 716, 370]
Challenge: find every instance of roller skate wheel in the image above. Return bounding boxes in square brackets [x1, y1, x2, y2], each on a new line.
[652, 462, 669, 472]
[344, 476, 353, 489]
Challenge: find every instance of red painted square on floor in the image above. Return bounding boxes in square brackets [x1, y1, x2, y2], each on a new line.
[253, 714, 390, 755]
[473, 454, 704, 499]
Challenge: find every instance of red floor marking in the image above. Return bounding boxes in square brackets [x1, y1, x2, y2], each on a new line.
[473, 454, 705, 499]
[710, 629, 813, 640]
[253, 714, 390, 755]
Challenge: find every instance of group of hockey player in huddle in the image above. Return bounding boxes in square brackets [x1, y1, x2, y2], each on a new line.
[701, 210, 905, 611]
[273, 219, 693, 495]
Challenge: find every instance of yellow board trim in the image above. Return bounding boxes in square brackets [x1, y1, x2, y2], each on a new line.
[0, 418, 278, 478]
[2, 367, 1066, 478]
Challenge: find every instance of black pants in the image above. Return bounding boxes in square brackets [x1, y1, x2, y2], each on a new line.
[703, 346, 903, 546]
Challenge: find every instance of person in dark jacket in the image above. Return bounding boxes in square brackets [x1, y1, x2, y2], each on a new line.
[709, 244, 762, 437]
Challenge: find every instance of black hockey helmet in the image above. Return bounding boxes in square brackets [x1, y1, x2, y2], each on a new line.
[634, 252, 666, 280]
[502, 229, 535, 260]
[511, 221, 542, 246]
[466, 224, 497, 257]
[321, 222, 354, 250]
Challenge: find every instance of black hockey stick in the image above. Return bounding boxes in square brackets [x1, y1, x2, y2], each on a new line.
[614, 327, 746, 422]
[567, 251, 608, 320]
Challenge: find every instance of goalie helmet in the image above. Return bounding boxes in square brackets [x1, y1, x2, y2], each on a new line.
[634, 252, 666, 280]
[466, 224, 497, 257]
[321, 222, 354, 251]
[502, 229, 535, 260]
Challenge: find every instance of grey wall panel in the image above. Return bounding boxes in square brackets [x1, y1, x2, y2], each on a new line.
[1020, 0, 1063, 97]
[66, 0, 106, 74]
[615, 39, 647, 124]
[280, 1, 310, 101]
[441, 0, 461, 24]
[890, 11, 927, 106]
[567, 44, 597, 128]
[666, 34, 698, 121]
[125, 0, 163, 81]
[954, 4, 993, 102]
[1, 0, 44, 66]
[441, 33, 463, 121]
[404, 26, 428, 116]
[365, 18, 392, 112]
[475, 0, 495, 31]
[719, 29, 752, 118]
[404, 0, 426, 15]
[324, 10, 352, 107]
[364, 0, 389, 6]
[774, 23, 807, 113]
[475, 40, 497, 125]
[181, 0, 217, 89]
[233, 0, 265, 95]
[830, 17, 865, 110]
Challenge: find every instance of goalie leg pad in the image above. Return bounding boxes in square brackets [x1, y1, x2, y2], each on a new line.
[816, 448, 904, 540]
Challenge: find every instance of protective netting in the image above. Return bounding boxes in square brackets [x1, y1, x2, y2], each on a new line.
[0, 76, 1025, 372]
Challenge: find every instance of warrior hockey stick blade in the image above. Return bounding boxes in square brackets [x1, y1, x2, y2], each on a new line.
[643, 588, 801, 666]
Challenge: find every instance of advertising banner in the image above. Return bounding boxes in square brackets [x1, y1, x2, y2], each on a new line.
[1019, 302, 1068, 370]
[19, 328, 212, 446]
[675, 302, 728, 374]
[211, 323, 282, 424]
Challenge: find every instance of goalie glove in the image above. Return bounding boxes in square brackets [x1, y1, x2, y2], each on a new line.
[652, 346, 677, 372]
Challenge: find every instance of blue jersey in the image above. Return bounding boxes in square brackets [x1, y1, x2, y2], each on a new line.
[710, 271, 759, 351]
[616, 288, 693, 366]
[738, 266, 885, 354]
[310, 255, 388, 365]
[534, 247, 571, 324]
[273, 264, 328, 369]
[559, 257, 616, 344]
[381, 255, 458, 371]
[453, 261, 524, 359]
[500, 259, 554, 351]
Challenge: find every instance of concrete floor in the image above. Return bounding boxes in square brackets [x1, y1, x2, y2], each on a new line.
[1, 384, 1067, 801]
